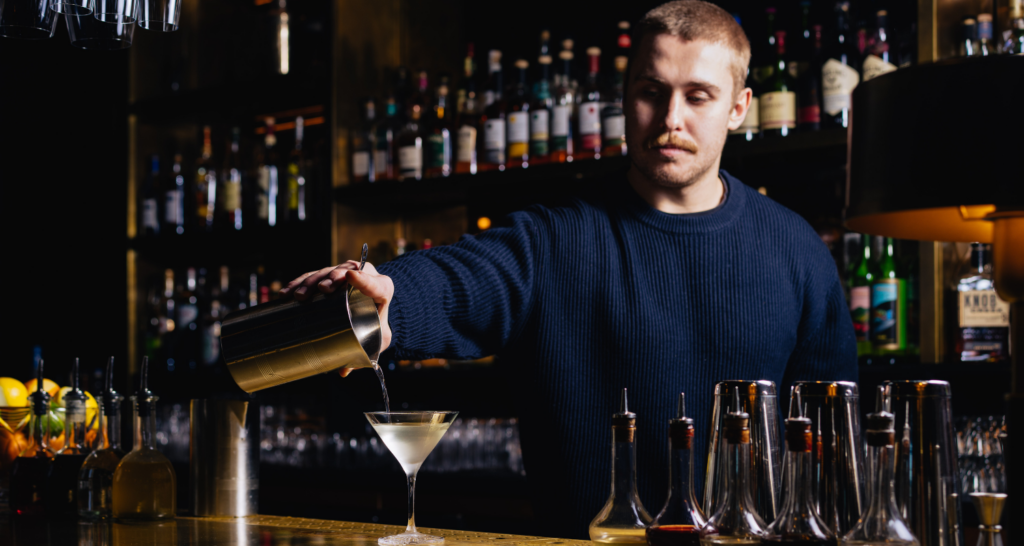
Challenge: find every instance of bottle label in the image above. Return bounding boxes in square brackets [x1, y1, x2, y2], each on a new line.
[850, 286, 870, 341]
[142, 198, 159, 231]
[425, 133, 447, 169]
[373, 150, 390, 176]
[164, 190, 183, 225]
[602, 114, 625, 141]
[871, 279, 904, 347]
[862, 55, 897, 82]
[822, 58, 859, 115]
[352, 151, 370, 176]
[507, 112, 529, 144]
[398, 143, 422, 177]
[551, 105, 570, 137]
[759, 91, 796, 129]
[223, 180, 241, 211]
[66, 403, 86, 423]
[959, 289, 1010, 327]
[578, 101, 601, 135]
[257, 170, 270, 219]
[483, 119, 506, 164]
[729, 97, 760, 135]
[530, 110, 550, 157]
[456, 126, 476, 163]
[798, 104, 821, 125]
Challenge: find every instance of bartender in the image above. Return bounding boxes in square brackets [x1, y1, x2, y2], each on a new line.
[283, 0, 856, 538]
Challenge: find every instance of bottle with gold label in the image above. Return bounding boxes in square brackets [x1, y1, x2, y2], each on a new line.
[955, 243, 1010, 362]
[589, 388, 652, 544]
[112, 357, 176, 521]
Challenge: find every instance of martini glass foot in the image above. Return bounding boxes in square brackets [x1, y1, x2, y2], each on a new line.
[379, 532, 445, 545]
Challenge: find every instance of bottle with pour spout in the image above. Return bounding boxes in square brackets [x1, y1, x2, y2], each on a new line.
[647, 393, 706, 546]
[79, 357, 126, 520]
[589, 388, 653, 543]
[49, 358, 91, 517]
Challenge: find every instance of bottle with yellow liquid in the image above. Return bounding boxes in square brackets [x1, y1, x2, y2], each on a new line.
[112, 357, 176, 521]
[589, 388, 652, 543]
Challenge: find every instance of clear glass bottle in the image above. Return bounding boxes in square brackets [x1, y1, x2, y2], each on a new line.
[761, 393, 836, 545]
[700, 388, 767, 545]
[841, 411, 918, 546]
[10, 360, 55, 516]
[79, 357, 126, 520]
[49, 358, 91, 517]
[589, 388, 652, 543]
[112, 357, 176, 521]
[647, 393, 706, 546]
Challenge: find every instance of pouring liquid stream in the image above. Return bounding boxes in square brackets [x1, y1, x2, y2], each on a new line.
[371, 360, 391, 414]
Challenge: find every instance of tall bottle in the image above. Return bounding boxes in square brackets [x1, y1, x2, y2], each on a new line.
[374, 98, 400, 181]
[601, 55, 627, 157]
[959, 17, 979, 57]
[164, 154, 185, 235]
[589, 389, 652, 543]
[284, 116, 306, 222]
[10, 360, 55, 516]
[256, 118, 279, 227]
[529, 52, 553, 164]
[871, 238, 906, 355]
[425, 77, 453, 178]
[797, 25, 824, 132]
[396, 100, 425, 181]
[760, 30, 797, 138]
[840, 410, 918, 546]
[699, 388, 767, 545]
[112, 357, 176, 521]
[142, 155, 161, 237]
[822, 2, 860, 129]
[849, 234, 878, 357]
[550, 44, 576, 163]
[506, 59, 531, 169]
[479, 49, 506, 172]
[955, 243, 1010, 362]
[760, 393, 836, 546]
[976, 14, 995, 56]
[219, 127, 243, 231]
[646, 393, 706, 546]
[455, 44, 480, 175]
[79, 357, 125, 520]
[195, 125, 216, 231]
[48, 358, 91, 517]
[352, 98, 376, 183]
[862, 11, 897, 81]
[575, 47, 603, 160]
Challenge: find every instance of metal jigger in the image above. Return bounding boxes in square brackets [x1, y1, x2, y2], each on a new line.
[968, 493, 1006, 546]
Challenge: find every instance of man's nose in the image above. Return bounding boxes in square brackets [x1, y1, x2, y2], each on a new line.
[662, 92, 687, 132]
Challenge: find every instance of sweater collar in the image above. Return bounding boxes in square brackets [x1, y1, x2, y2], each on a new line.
[612, 169, 747, 234]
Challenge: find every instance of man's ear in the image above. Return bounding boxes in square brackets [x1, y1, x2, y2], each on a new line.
[726, 87, 752, 131]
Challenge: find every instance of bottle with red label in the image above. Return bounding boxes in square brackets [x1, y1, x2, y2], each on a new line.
[575, 47, 603, 160]
[797, 25, 823, 132]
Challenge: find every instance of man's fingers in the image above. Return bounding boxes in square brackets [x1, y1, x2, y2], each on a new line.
[281, 271, 318, 294]
[346, 271, 387, 302]
[318, 267, 355, 292]
[338, 367, 354, 378]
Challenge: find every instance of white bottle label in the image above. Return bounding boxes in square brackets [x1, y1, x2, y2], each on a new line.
[398, 143, 422, 177]
[456, 126, 476, 163]
[578, 102, 601, 135]
[530, 110, 550, 140]
[142, 198, 159, 230]
[759, 91, 796, 129]
[507, 112, 529, 144]
[861, 55, 897, 82]
[551, 105, 570, 136]
[484, 119, 506, 150]
[822, 58, 860, 115]
[959, 289, 1011, 328]
[729, 97, 760, 134]
[164, 190, 182, 224]
[352, 151, 370, 176]
[373, 150, 390, 174]
[602, 114, 625, 139]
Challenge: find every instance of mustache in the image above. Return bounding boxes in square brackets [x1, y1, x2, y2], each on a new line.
[643, 133, 698, 153]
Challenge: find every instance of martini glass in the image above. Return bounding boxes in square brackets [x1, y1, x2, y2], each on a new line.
[366, 411, 459, 546]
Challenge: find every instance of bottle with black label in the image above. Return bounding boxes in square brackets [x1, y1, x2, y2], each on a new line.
[822, 1, 860, 129]
[955, 243, 1010, 362]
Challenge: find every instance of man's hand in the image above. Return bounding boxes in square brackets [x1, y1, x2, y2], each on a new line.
[280, 261, 394, 376]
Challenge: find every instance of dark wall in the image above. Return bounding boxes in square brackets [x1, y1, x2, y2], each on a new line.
[0, 22, 129, 391]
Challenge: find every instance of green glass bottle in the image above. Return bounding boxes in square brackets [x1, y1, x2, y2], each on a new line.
[849, 234, 878, 356]
[759, 30, 797, 138]
[871, 237, 906, 355]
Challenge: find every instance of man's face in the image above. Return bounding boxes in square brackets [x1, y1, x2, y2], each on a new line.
[626, 34, 750, 189]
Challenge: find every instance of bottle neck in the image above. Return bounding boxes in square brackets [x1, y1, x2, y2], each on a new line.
[723, 442, 758, 515]
[865, 444, 899, 519]
[779, 449, 815, 516]
[610, 427, 641, 501]
[104, 406, 121, 451]
[665, 438, 702, 523]
[28, 411, 51, 456]
[61, 400, 89, 454]
[133, 398, 158, 451]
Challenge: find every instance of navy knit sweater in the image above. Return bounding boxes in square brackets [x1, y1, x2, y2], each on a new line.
[378, 170, 857, 539]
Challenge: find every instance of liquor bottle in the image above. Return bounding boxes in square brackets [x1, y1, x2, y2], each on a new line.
[425, 76, 452, 178]
[760, 393, 836, 546]
[506, 59, 531, 169]
[195, 125, 216, 231]
[529, 53, 553, 164]
[392, 66, 412, 123]
[616, 21, 631, 59]
[699, 388, 767, 545]
[840, 410, 918, 546]
[112, 357, 176, 521]
[589, 388, 652, 543]
[900, 242, 919, 357]
[977, 14, 995, 56]
[1006, 0, 1024, 54]
[256, 118, 279, 227]
[795, 2, 813, 76]
[164, 154, 185, 235]
[601, 55, 627, 157]
[352, 98, 375, 183]
[479, 49, 506, 172]
[862, 11, 897, 81]
[142, 155, 161, 237]
[550, 45, 576, 163]
[871, 237, 906, 355]
[822, 2, 860, 129]
[220, 127, 243, 231]
[175, 267, 201, 374]
[575, 47, 603, 160]
[797, 25, 823, 132]
[78, 357, 125, 520]
[955, 243, 1010, 362]
[646, 393, 706, 546]
[455, 44, 480, 175]
[284, 116, 306, 222]
[849, 234, 878, 357]
[10, 360, 55, 516]
[751, 8, 777, 88]
[760, 31, 797, 138]
[396, 102, 424, 181]
[374, 98, 399, 181]
[729, 67, 760, 141]
[48, 358, 91, 517]
[959, 17, 979, 57]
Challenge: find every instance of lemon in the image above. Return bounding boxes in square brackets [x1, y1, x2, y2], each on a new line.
[0, 377, 29, 407]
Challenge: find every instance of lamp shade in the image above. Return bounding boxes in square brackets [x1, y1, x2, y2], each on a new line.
[845, 56, 1024, 242]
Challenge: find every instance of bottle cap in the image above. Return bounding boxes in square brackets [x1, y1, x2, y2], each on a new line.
[723, 387, 750, 444]
[559, 50, 573, 61]
[538, 55, 552, 65]
[29, 359, 51, 415]
[865, 411, 896, 447]
[613, 388, 636, 441]
[587, 47, 601, 56]
[669, 393, 694, 449]
[515, 59, 529, 70]
[784, 391, 812, 452]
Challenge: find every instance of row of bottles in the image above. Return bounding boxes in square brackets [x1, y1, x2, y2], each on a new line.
[10, 358, 175, 521]
[139, 119, 321, 238]
[960, 0, 1024, 56]
[588, 389, 917, 546]
[349, 23, 632, 182]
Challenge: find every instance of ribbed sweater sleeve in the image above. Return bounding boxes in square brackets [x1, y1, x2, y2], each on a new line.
[378, 211, 544, 360]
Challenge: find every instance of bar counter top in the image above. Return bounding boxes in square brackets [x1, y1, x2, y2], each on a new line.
[0, 515, 590, 546]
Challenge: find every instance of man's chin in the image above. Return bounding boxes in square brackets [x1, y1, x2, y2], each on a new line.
[634, 156, 702, 188]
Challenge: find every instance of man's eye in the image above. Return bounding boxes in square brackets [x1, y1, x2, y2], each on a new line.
[642, 87, 661, 98]
[688, 95, 709, 104]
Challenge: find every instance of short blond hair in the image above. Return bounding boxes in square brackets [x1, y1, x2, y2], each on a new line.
[632, 0, 751, 96]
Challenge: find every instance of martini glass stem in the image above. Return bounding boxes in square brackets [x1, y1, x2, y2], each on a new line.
[406, 473, 418, 534]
